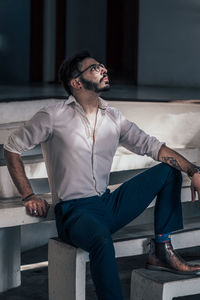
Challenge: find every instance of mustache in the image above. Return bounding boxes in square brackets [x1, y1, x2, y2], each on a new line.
[100, 74, 108, 83]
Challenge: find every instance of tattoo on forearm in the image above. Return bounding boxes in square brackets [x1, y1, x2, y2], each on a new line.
[161, 157, 182, 171]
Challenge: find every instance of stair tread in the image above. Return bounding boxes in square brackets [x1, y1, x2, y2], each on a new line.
[132, 266, 200, 283]
[113, 216, 200, 242]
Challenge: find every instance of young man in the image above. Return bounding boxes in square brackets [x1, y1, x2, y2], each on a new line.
[4, 51, 200, 300]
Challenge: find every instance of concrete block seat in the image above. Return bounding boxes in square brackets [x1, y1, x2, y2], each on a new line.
[48, 217, 200, 300]
[130, 267, 200, 300]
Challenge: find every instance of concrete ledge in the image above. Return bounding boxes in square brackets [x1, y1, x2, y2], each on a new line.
[0, 194, 54, 228]
[130, 267, 200, 300]
[0, 185, 196, 229]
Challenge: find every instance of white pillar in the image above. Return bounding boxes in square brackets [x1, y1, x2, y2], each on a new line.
[0, 226, 21, 292]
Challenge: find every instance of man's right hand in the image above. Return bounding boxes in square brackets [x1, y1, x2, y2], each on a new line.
[23, 195, 50, 218]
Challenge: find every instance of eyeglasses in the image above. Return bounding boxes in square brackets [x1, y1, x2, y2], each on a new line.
[74, 63, 106, 78]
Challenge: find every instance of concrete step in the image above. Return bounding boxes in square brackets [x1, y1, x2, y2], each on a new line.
[0, 139, 197, 198]
[111, 147, 200, 173]
[131, 265, 200, 300]
[0, 144, 43, 166]
[112, 216, 200, 255]
[30, 173, 191, 201]
[0, 190, 200, 252]
[0, 184, 197, 229]
[0, 159, 192, 197]
[128, 200, 200, 227]
[30, 178, 50, 194]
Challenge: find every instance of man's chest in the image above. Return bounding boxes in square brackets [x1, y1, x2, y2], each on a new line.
[86, 113, 97, 131]
[52, 113, 120, 153]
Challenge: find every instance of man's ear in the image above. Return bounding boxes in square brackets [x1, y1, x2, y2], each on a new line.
[70, 78, 82, 90]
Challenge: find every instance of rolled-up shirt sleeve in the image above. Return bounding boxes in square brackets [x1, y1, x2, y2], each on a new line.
[119, 111, 165, 161]
[3, 109, 53, 155]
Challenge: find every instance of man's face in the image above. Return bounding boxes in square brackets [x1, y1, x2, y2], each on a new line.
[78, 58, 110, 93]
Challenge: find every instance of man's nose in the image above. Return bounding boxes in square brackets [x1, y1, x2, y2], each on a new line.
[100, 65, 107, 75]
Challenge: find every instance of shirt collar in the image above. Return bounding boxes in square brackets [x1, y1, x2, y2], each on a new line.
[66, 95, 108, 110]
[98, 97, 108, 110]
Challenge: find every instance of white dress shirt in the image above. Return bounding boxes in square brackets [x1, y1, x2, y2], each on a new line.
[4, 96, 164, 205]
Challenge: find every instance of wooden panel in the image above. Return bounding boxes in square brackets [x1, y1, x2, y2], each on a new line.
[106, 0, 139, 84]
[55, 0, 66, 82]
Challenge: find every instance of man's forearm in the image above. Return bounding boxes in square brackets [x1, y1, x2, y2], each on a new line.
[4, 149, 33, 198]
[158, 145, 199, 178]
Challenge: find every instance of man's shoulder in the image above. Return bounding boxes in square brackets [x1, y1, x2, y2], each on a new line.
[104, 102, 121, 119]
[39, 98, 72, 116]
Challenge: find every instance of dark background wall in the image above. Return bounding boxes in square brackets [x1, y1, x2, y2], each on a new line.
[138, 0, 200, 87]
[1, 0, 200, 87]
[0, 0, 139, 85]
[65, 0, 107, 63]
[0, 0, 30, 83]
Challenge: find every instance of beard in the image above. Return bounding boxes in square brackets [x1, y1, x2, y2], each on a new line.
[80, 76, 110, 93]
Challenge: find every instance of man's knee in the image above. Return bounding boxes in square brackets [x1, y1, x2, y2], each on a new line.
[87, 225, 112, 252]
[159, 163, 182, 185]
[89, 234, 114, 261]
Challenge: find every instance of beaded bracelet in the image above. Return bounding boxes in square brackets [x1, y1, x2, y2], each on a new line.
[188, 166, 200, 180]
[22, 193, 35, 202]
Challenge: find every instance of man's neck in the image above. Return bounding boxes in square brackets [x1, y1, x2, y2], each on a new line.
[74, 92, 100, 115]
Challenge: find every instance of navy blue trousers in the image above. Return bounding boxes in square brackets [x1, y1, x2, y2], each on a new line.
[55, 163, 183, 300]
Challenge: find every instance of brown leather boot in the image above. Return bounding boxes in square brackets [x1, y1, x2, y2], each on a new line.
[146, 239, 200, 275]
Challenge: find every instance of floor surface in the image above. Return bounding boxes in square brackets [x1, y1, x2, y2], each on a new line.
[1, 83, 200, 103]
[1, 245, 200, 300]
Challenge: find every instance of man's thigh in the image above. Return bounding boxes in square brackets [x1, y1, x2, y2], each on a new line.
[64, 212, 112, 252]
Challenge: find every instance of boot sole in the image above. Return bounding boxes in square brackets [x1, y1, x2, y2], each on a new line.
[146, 264, 200, 276]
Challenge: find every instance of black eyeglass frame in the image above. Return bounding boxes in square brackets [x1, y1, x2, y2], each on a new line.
[73, 63, 106, 79]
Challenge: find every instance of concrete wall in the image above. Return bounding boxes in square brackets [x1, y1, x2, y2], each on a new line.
[138, 0, 200, 87]
[65, 0, 107, 63]
[0, 0, 30, 83]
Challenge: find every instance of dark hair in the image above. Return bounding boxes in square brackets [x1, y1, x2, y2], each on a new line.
[59, 51, 92, 95]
